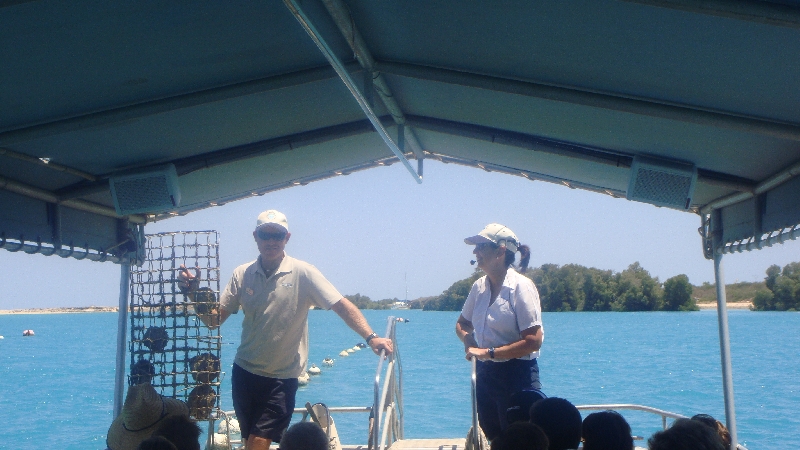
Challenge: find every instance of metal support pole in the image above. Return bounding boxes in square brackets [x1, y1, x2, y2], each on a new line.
[283, 0, 422, 184]
[113, 262, 130, 419]
[711, 210, 739, 449]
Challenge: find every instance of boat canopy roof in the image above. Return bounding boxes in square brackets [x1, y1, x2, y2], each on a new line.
[2, 0, 799, 262]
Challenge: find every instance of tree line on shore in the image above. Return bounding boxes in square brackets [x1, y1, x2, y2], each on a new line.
[414, 262, 696, 312]
[345, 260, 800, 312]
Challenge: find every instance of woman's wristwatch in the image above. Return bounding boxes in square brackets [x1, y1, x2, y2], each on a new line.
[365, 332, 379, 344]
[488, 347, 496, 359]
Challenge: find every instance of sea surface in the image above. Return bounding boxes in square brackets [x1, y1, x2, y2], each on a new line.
[0, 309, 798, 449]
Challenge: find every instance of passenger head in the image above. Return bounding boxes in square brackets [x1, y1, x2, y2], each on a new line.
[648, 418, 725, 450]
[137, 436, 178, 450]
[490, 422, 549, 450]
[280, 421, 329, 450]
[691, 414, 731, 449]
[581, 410, 633, 450]
[529, 397, 582, 450]
[106, 383, 190, 450]
[464, 223, 530, 271]
[505, 389, 547, 424]
[151, 415, 201, 450]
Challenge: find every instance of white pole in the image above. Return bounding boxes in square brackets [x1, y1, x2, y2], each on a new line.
[712, 210, 738, 449]
[113, 262, 130, 418]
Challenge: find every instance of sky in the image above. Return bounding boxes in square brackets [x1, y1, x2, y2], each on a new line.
[1, 161, 799, 310]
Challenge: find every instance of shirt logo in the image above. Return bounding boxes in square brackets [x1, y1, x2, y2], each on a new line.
[246, 288, 254, 296]
[281, 282, 293, 288]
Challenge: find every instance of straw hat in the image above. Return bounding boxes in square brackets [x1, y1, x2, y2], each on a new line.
[106, 383, 189, 450]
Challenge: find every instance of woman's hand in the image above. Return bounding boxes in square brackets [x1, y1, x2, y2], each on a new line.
[466, 346, 491, 361]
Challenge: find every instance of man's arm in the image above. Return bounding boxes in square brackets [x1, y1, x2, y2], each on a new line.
[197, 308, 232, 330]
[177, 264, 231, 330]
[330, 298, 394, 356]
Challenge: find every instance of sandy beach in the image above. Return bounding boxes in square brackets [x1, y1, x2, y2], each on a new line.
[697, 301, 752, 310]
[0, 306, 118, 315]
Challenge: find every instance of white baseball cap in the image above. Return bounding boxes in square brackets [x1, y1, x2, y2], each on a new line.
[464, 223, 519, 252]
[256, 210, 288, 233]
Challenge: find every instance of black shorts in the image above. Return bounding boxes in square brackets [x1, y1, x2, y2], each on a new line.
[231, 363, 299, 442]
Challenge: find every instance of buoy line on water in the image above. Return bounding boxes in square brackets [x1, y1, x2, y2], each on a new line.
[301, 342, 367, 385]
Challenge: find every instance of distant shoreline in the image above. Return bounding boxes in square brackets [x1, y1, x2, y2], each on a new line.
[0, 303, 754, 314]
[0, 306, 118, 315]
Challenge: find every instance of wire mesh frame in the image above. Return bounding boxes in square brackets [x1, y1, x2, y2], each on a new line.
[128, 231, 222, 421]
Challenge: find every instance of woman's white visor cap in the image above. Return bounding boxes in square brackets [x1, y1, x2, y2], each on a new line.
[464, 223, 519, 252]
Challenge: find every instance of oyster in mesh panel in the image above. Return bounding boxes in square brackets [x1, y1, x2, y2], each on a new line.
[142, 326, 169, 352]
[189, 352, 220, 384]
[188, 384, 217, 420]
[130, 358, 155, 385]
[192, 287, 218, 316]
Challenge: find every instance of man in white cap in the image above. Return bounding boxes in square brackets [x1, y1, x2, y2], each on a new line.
[178, 210, 392, 450]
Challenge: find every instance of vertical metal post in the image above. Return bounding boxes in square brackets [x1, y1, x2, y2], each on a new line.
[711, 210, 738, 449]
[113, 262, 131, 418]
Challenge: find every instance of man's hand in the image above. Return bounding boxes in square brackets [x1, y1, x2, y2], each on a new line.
[368, 336, 394, 356]
[177, 264, 201, 294]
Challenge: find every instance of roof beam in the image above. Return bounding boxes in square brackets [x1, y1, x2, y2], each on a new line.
[56, 119, 382, 200]
[376, 60, 800, 142]
[318, 0, 426, 162]
[406, 115, 756, 194]
[0, 174, 145, 224]
[283, 0, 422, 183]
[622, 0, 800, 29]
[0, 65, 347, 145]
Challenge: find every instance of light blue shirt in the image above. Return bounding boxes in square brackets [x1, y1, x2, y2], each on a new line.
[460, 268, 543, 361]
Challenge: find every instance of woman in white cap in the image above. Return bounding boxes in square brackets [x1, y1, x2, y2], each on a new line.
[455, 223, 543, 442]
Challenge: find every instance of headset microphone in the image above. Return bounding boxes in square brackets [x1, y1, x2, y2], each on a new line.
[470, 260, 476, 265]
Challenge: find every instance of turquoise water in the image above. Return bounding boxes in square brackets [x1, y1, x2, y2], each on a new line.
[1, 309, 798, 449]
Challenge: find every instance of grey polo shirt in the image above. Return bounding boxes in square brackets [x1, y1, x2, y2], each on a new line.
[220, 254, 342, 378]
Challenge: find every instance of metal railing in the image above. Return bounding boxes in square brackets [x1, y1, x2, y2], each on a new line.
[370, 316, 403, 450]
[575, 404, 748, 450]
[469, 357, 485, 450]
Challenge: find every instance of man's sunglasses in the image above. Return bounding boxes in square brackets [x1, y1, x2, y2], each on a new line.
[257, 229, 287, 241]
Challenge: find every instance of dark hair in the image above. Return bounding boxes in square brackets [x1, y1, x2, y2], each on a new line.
[691, 414, 731, 448]
[490, 422, 549, 450]
[506, 389, 547, 424]
[152, 415, 201, 450]
[582, 410, 633, 450]
[137, 436, 178, 450]
[280, 422, 329, 450]
[648, 418, 725, 450]
[529, 397, 582, 450]
[504, 244, 531, 272]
